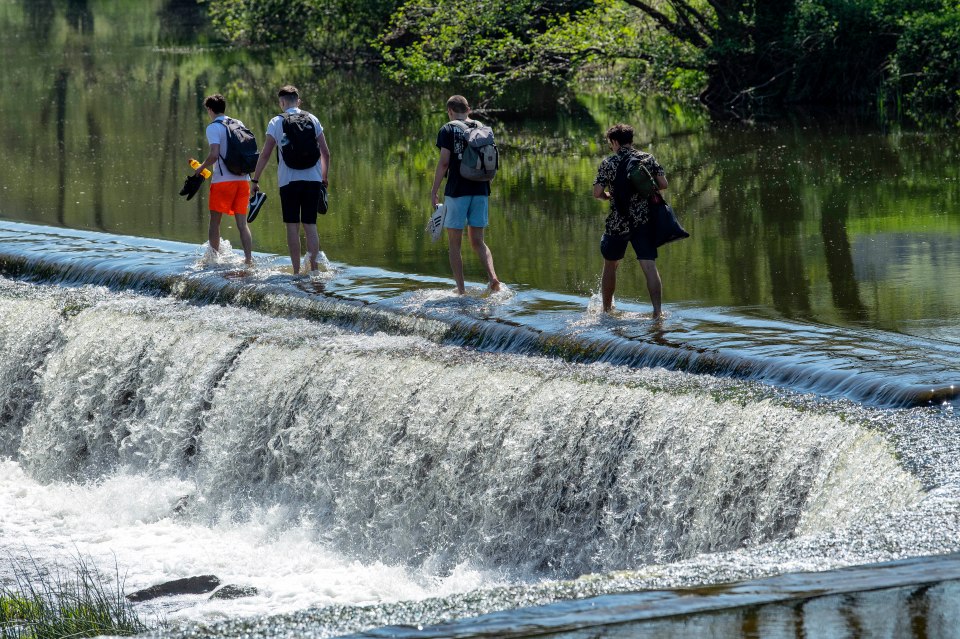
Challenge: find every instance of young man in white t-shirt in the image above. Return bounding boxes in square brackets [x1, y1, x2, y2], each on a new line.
[193, 94, 253, 264]
[250, 85, 331, 274]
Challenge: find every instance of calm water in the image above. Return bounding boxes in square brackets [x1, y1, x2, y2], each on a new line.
[2, 1, 959, 338]
[3, 2, 960, 638]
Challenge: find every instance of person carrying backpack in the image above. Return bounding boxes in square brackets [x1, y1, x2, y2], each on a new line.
[430, 95, 501, 294]
[193, 93, 257, 265]
[592, 123, 669, 319]
[250, 85, 331, 275]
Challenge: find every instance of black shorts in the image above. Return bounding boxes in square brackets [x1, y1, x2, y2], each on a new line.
[600, 228, 657, 261]
[279, 180, 322, 225]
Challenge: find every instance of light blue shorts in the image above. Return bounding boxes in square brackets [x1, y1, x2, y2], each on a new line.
[444, 195, 489, 229]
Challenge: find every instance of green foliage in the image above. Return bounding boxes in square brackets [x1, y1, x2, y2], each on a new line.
[206, 0, 401, 61]
[888, 0, 960, 123]
[376, 0, 624, 95]
[0, 596, 44, 622]
[782, 0, 896, 103]
[206, 0, 316, 46]
[0, 555, 149, 639]
[201, 0, 960, 122]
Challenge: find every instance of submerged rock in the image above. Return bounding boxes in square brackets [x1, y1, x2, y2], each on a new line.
[126, 575, 221, 601]
[210, 584, 259, 600]
[171, 494, 192, 517]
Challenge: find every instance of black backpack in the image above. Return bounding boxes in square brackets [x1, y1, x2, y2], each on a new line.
[218, 118, 259, 175]
[278, 112, 321, 170]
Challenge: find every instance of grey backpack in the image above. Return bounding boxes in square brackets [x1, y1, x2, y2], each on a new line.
[449, 120, 498, 182]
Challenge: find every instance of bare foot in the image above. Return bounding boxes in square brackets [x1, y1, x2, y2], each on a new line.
[488, 279, 502, 293]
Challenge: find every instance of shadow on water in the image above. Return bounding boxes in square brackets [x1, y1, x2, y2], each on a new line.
[64, 0, 93, 35]
[822, 185, 870, 323]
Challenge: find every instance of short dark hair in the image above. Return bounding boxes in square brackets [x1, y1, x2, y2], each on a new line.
[446, 95, 470, 113]
[605, 123, 634, 146]
[278, 85, 299, 99]
[204, 94, 226, 114]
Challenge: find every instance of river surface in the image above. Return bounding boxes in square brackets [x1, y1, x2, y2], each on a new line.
[1, 2, 960, 638]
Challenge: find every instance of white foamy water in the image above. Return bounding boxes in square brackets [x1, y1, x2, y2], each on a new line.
[1, 276, 956, 636]
[0, 461, 501, 623]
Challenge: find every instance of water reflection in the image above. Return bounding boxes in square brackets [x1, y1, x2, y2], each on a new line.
[821, 187, 869, 323]
[1, 0, 959, 341]
[64, 0, 92, 35]
[532, 582, 960, 639]
[337, 554, 960, 638]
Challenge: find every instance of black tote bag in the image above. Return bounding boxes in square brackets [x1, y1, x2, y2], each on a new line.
[650, 192, 689, 247]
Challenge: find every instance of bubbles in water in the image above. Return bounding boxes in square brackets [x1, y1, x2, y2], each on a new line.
[195, 239, 243, 268]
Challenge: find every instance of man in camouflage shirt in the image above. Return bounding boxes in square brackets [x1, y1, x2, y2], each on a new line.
[593, 123, 669, 318]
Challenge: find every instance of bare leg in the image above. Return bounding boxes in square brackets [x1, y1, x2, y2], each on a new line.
[208, 212, 222, 253]
[303, 224, 320, 270]
[286, 223, 302, 274]
[639, 259, 663, 318]
[447, 228, 466, 294]
[235, 214, 253, 264]
[601, 259, 620, 312]
[468, 226, 500, 291]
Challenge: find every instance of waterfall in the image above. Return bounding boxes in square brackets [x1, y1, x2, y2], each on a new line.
[2, 222, 959, 409]
[1, 278, 922, 579]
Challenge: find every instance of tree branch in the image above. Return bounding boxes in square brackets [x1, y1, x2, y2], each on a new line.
[619, 0, 711, 49]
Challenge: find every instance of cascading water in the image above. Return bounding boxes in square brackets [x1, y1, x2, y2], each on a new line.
[0, 278, 928, 565]
[1, 235, 959, 636]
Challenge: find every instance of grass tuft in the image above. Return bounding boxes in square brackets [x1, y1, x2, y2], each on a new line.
[1, 554, 149, 638]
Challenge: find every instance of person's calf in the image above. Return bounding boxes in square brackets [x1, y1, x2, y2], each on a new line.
[639, 259, 663, 318]
[601, 259, 620, 312]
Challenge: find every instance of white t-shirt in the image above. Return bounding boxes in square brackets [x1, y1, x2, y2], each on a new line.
[266, 108, 324, 188]
[205, 116, 249, 183]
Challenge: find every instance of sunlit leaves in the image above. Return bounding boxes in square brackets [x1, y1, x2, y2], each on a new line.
[376, 0, 620, 94]
[206, 0, 400, 60]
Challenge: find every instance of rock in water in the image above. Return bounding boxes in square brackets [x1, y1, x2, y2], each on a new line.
[126, 575, 221, 601]
[209, 584, 259, 600]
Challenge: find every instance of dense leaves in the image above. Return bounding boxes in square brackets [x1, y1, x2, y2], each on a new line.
[376, 0, 615, 93]
[206, 0, 399, 62]
[205, 0, 960, 122]
[889, 0, 960, 122]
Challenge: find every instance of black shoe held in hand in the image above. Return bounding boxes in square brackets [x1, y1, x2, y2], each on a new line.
[179, 174, 204, 200]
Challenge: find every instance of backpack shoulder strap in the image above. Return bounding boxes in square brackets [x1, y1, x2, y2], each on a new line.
[215, 118, 231, 165]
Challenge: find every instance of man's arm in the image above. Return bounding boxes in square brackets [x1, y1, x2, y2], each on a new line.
[656, 175, 668, 190]
[317, 132, 330, 184]
[431, 147, 452, 207]
[250, 135, 277, 192]
[593, 184, 609, 200]
[195, 143, 219, 176]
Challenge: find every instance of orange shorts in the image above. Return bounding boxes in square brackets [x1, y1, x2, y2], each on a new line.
[209, 180, 250, 216]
